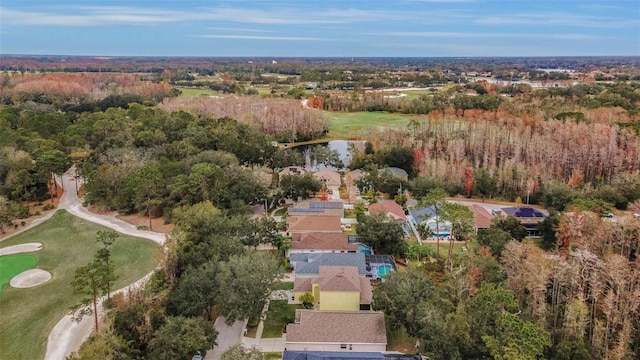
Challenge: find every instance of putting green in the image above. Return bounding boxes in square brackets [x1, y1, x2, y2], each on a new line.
[0, 254, 38, 295]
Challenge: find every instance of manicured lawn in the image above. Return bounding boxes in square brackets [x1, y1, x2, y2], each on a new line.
[264, 352, 283, 360]
[324, 111, 415, 139]
[0, 254, 38, 295]
[0, 210, 160, 360]
[262, 300, 302, 338]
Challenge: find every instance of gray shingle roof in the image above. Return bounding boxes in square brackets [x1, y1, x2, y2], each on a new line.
[290, 253, 367, 276]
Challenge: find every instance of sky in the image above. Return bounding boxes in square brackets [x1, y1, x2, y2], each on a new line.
[0, 0, 638, 57]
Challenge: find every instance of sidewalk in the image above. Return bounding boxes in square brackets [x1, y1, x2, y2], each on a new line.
[241, 289, 293, 353]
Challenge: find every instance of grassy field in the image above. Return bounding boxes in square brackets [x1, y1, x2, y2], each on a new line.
[422, 242, 467, 257]
[324, 111, 415, 139]
[176, 87, 218, 97]
[0, 254, 38, 295]
[0, 210, 160, 360]
[262, 300, 302, 338]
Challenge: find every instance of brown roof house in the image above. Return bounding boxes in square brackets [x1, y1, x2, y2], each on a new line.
[288, 233, 358, 256]
[287, 215, 343, 234]
[286, 310, 387, 352]
[368, 201, 410, 236]
[313, 168, 342, 187]
[467, 204, 493, 232]
[368, 201, 407, 223]
[293, 266, 373, 311]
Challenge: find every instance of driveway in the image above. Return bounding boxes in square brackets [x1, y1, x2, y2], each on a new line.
[204, 317, 246, 360]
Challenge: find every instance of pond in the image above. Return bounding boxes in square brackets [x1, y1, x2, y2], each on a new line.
[301, 139, 366, 170]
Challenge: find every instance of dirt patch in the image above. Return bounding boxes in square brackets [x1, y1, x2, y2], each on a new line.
[0, 242, 43, 256]
[10, 269, 52, 288]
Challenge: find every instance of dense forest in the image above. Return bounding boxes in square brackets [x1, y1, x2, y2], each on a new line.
[0, 58, 639, 359]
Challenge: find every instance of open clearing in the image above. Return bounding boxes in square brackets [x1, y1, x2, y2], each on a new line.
[325, 111, 415, 139]
[0, 210, 160, 360]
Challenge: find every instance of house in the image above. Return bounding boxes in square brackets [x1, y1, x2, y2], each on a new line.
[280, 166, 308, 177]
[467, 204, 493, 232]
[313, 168, 342, 187]
[293, 266, 373, 311]
[288, 232, 358, 256]
[408, 205, 452, 238]
[286, 310, 387, 352]
[289, 253, 368, 278]
[287, 215, 343, 234]
[368, 201, 406, 223]
[289, 201, 344, 217]
[283, 351, 385, 360]
[368, 201, 410, 235]
[500, 206, 546, 237]
[346, 169, 364, 183]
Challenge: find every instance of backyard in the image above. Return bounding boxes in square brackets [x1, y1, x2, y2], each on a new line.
[0, 210, 160, 360]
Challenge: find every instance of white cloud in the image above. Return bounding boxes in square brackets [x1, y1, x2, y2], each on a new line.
[195, 34, 327, 41]
[366, 31, 601, 41]
[475, 12, 636, 28]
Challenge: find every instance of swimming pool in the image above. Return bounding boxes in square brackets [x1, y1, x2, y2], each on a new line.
[358, 243, 373, 255]
[376, 264, 394, 276]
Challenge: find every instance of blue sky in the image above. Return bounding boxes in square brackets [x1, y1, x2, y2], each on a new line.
[1, 0, 638, 57]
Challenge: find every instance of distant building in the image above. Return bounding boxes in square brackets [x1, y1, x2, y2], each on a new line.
[467, 204, 493, 232]
[313, 168, 342, 187]
[408, 205, 452, 238]
[500, 206, 546, 237]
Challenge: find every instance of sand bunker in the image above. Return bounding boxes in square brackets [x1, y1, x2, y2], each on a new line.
[0, 242, 43, 256]
[10, 269, 52, 288]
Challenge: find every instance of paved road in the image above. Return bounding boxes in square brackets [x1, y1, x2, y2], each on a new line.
[44, 166, 165, 360]
[204, 317, 246, 360]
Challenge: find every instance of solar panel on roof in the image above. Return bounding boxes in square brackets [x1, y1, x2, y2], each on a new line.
[309, 201, 343, 209]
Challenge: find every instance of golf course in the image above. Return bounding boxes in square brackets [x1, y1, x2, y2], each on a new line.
[0, 210, 160, 360]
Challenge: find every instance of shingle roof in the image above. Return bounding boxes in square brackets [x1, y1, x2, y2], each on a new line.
[288, 215, 343, 233]
[313, 168, 342, 187]
[467, 204, 493, 229]
[283, 351, 385, 360]
[293, 266, 372, 305]
[346, 169, 364, 182]
[369, 201, 406, 222]
[290, 233, 358, 251]
[286, 310, 387, 344]
[290, 253, 367, 276]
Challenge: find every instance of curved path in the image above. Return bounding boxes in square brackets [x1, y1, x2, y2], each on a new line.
[43, 166, 165, 360]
